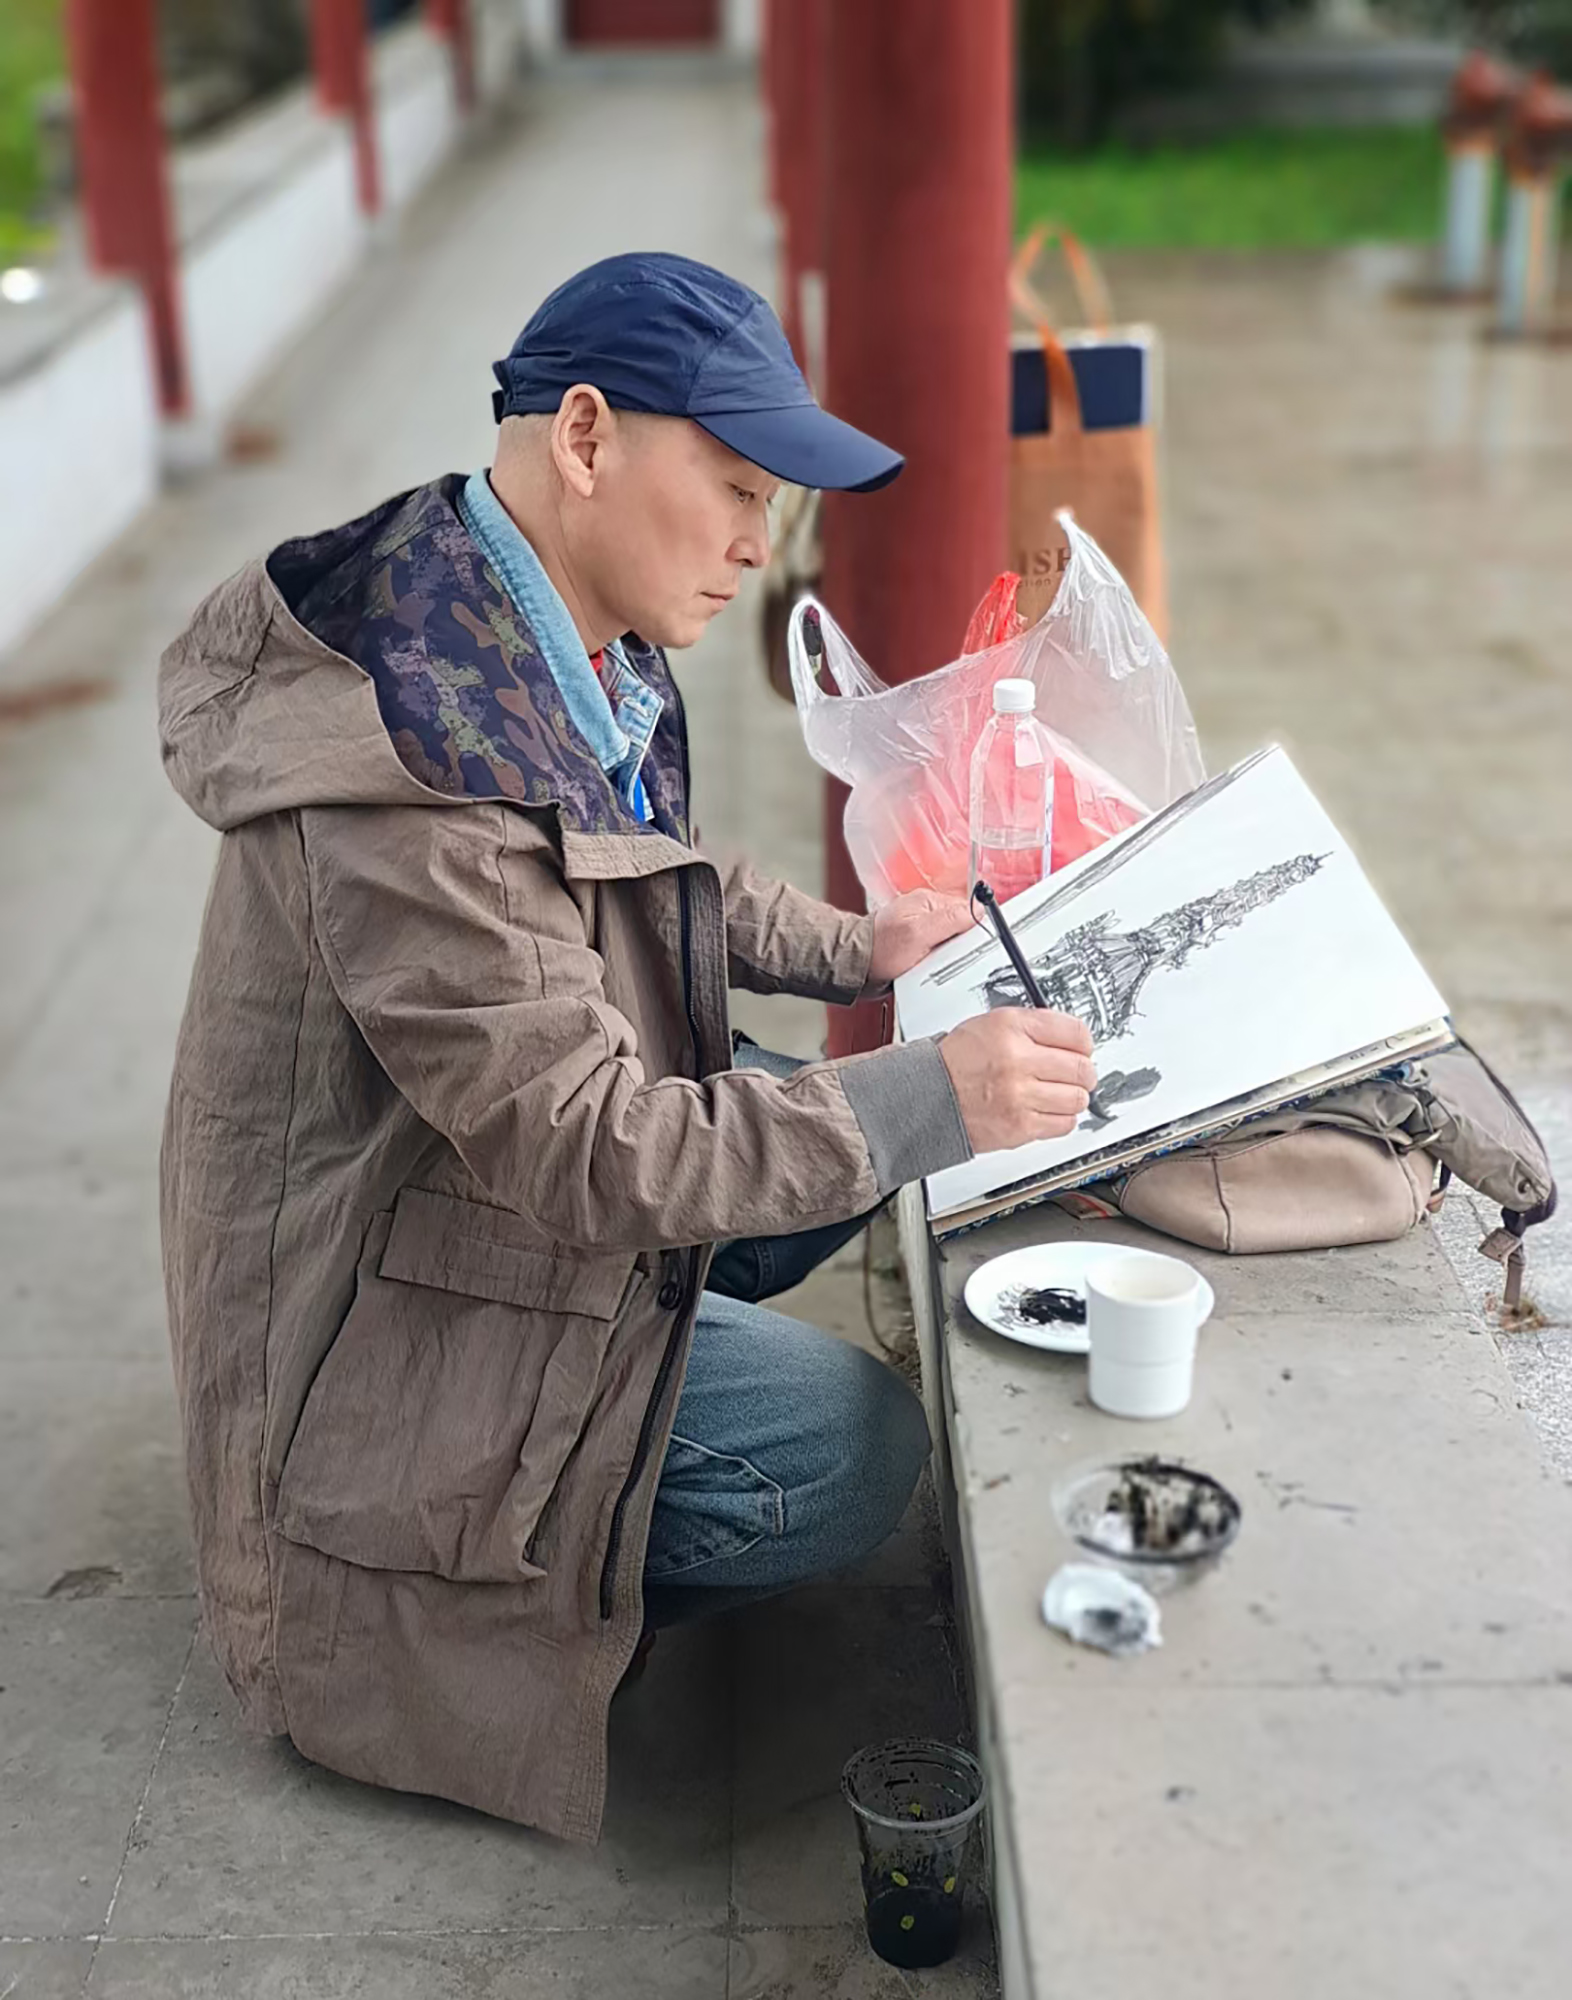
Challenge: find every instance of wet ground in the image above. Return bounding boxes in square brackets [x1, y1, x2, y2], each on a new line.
[1109, 242, 1572, 1452]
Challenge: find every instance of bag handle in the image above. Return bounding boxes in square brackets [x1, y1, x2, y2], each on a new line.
[1010, 221, 1115, 337]
[1010, 226, 1097, 442]
[1035, 326, 1085, 440]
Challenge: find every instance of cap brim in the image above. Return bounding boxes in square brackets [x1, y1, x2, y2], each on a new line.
[695, 404, 903, 493]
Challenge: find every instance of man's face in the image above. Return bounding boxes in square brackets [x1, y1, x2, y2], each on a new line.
[573, 413, 780, 650]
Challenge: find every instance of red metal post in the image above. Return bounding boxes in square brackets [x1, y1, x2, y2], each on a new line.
[427, 0, 477, 115]
[819, 0, 1013, 1054]
[762, 0, 784, 207]
[310, 0, 381, 217]
[764, 0, 826, 371]
[64, 0, 190, 416]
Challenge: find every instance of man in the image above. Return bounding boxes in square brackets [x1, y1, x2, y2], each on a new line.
[159, 253, 1095, 1843]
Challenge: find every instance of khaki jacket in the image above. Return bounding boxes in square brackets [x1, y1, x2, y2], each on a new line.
[158, 481, 968, 1841]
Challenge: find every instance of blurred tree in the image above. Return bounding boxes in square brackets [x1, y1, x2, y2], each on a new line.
[0, 0, 63, 256]
[1018, 0, 1317, 150]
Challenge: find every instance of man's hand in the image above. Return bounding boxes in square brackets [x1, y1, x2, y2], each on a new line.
[867, 889, 974, 987]
[940, 1009, 1097, 1155]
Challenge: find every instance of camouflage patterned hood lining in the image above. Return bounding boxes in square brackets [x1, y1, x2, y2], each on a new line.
[266, 476, 691, 843]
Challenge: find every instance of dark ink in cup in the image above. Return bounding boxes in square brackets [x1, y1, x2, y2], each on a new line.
[841, 1740, 985, 1970]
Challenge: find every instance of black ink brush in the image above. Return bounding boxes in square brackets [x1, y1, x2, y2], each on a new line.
[970, 880, 1050, 1009]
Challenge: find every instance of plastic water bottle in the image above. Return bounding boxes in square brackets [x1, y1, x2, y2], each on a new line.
[968, 678, 1054, 903]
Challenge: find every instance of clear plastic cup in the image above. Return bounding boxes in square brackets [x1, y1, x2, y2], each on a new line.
[840, 1739, 986, 1969]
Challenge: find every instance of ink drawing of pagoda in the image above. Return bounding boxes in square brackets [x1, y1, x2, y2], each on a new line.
[980, 852, 1329, 1044]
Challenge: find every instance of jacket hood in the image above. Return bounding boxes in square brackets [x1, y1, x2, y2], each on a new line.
[158, 477, 691, 845]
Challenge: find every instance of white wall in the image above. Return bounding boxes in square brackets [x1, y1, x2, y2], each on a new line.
[376, 31, 461, 216]
[478, 0, 530, 98]
[0, 0, 524, 664]
[723, 0, 761, 57]
[518, 0, 562, 59]
[0, 292, 158, 663]
[183, 131, 360, 423]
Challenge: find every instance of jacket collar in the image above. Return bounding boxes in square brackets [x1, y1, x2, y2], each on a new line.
[456, 470, 662, 808]
[266, 477, 691, 848]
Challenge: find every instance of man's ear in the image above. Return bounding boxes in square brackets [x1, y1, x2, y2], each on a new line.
[551, 384, 612, 498]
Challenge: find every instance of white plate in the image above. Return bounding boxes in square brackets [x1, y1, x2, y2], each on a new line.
[962, 1241, 1216, 1355]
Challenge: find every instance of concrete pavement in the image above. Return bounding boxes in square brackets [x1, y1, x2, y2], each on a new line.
[1117, 242, 1572, 1451]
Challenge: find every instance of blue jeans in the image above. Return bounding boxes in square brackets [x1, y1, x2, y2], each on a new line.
[641, 1042, 929, 1628]
[641, 1293, 931, 1628]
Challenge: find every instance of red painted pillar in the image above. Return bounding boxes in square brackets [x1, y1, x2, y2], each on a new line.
[762, 0, 785, 206]
[310, 0, 381, 217]
[819, 0, 1013, 1054]
[428, 0, 477, 114]
[764, 0, 826, 373]
[64, 0, 190, 416]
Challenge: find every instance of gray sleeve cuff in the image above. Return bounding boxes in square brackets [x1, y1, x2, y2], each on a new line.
[838, 1037, 972, 1197]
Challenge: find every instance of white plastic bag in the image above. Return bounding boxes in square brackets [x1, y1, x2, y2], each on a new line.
[787, 512, 1204, 907]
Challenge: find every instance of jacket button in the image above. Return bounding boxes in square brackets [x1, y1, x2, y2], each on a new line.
[657, 1280, 683, 1311]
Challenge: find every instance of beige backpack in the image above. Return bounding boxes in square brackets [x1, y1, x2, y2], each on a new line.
[1059, 1042, 1557, 1309]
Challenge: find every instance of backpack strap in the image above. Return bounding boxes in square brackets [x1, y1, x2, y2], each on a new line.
[1449, 1038, 1559, 1315]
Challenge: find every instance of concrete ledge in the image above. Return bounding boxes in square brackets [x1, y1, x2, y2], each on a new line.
[899, 1186, 1572, 2000]
[376, 25, 461, 217]
[0, 278, 158, 667]
[177, 114, 360, 430]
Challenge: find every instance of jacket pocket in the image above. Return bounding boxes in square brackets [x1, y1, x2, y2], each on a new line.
[275, 1188, 641, 1582]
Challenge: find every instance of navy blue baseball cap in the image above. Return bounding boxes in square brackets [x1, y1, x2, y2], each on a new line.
[491, 252, 903, 494]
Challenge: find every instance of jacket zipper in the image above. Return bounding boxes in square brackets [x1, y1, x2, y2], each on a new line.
[665, 680, 703, 1076]
[676, 865, 705, 1080]
[598, 862, 706, 1621]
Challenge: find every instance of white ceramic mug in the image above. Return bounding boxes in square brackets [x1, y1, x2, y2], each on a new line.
[1085, 1253, 1205, 1420]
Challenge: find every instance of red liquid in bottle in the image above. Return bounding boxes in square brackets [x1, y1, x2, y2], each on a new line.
[968, 679, 1053, 905]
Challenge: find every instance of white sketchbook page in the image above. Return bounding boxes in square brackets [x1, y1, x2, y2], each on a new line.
[895, 747, 1449, 1219]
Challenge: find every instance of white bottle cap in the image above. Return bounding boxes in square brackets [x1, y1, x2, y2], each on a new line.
[992, 677, 1037, 714]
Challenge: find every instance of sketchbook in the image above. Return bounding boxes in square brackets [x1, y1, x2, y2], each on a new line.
[895, 747, 1452, 1238]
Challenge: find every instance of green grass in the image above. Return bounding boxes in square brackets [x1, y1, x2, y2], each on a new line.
[0, 0, 64, 264]
[1017, 124, 1451, 252]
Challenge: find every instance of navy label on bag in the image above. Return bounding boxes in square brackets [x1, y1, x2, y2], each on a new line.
[1011, 338, 1150, 436]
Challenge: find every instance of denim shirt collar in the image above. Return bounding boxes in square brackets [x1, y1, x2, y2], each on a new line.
[457, 470, 662, 816]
